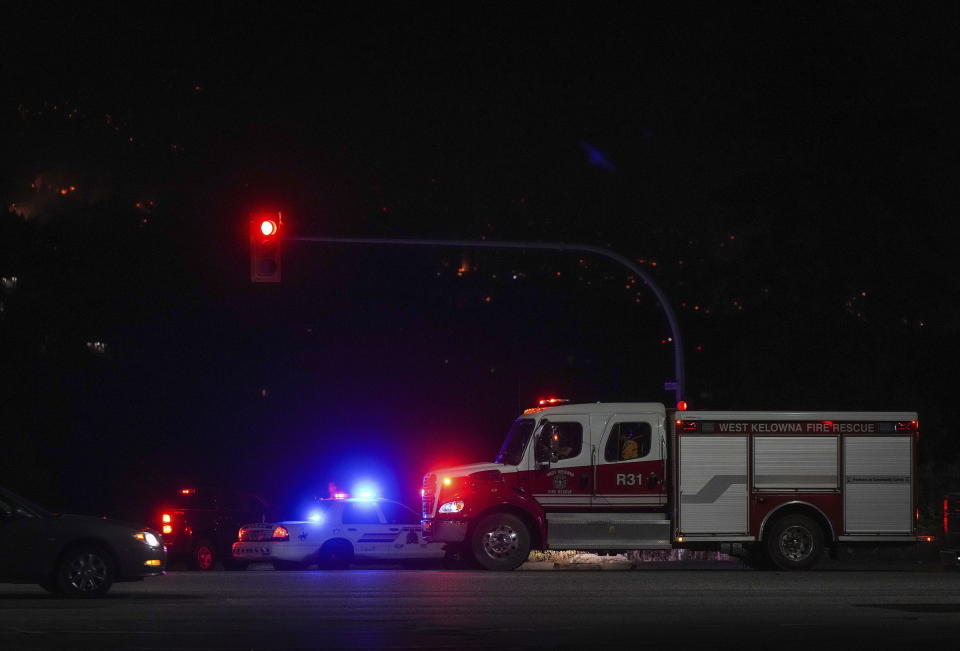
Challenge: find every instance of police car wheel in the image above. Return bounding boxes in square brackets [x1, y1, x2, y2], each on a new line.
[766, 514, 824, 570]
[470, 513, 530, 571]
[318, 539, 353, 570]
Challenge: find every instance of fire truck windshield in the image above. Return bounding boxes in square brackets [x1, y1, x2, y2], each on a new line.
[494, 418, 535, 465]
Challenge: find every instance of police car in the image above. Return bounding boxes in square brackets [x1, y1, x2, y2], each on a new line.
[232, 496, 444, 569]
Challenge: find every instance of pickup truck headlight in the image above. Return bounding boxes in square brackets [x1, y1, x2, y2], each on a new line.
[133, 531, 161, 547]
[439, 500, 465, 514]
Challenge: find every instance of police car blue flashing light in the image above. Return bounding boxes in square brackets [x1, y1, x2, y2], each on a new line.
[307, 510, 324, 523]
[352, 483, 378, 501]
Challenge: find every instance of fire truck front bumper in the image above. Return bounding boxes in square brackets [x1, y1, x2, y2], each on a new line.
[422, 518, 468, 543]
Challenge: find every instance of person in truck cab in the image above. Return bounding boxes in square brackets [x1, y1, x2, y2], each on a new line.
[539, 422, 578, 461]
[621, 436, 640, 460]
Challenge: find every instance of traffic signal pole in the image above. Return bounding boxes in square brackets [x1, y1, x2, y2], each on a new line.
[290, 235, 685, 404]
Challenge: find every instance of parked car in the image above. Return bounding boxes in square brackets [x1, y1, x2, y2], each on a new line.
[0, 485, 165, 597]
[232, 497, 445, 569]
[158, 485, 269, 570]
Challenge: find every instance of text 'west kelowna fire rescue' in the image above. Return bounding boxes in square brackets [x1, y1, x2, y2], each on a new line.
[712, 422, 883, 433]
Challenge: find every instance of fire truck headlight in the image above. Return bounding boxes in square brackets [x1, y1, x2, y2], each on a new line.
[439, 500, 465, 514]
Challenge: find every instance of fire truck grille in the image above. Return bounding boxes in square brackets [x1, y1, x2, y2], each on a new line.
[421, 473, 437, 519]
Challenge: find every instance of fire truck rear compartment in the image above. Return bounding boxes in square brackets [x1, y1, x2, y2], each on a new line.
[676, 428, 915, 542]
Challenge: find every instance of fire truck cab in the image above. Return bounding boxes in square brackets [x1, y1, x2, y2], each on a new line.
[421, 402, 920, 570]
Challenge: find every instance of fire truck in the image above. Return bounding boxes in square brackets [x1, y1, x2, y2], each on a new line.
[421, 401, 922, 570]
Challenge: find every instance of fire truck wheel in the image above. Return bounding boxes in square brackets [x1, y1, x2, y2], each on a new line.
[766, 514, 824, 570]
[470, 513, 531, 571]
[191, 540, 217, 571]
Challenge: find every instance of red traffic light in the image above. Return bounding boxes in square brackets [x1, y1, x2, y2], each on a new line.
[259, 219, 278, 237]
[250, 211, 283, 283]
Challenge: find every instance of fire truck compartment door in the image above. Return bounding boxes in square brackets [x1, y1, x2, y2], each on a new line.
[843, 436, 912, 534]
[679, 436, 748, 535]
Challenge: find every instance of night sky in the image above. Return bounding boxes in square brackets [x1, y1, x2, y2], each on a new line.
[2, 3, 958, 525]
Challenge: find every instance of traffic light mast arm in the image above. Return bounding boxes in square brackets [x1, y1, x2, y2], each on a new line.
[290, 235, 685, 403]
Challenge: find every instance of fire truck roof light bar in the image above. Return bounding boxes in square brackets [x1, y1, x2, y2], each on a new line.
[538, 397, 570, 407]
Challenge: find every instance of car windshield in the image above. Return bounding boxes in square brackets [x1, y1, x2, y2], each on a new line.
[0, 486, 53, 518]
[495, 418, 535, 465]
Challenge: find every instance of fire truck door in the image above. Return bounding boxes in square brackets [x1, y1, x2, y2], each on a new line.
[527, 415, 592, 511]
[593, 413, 666, 509]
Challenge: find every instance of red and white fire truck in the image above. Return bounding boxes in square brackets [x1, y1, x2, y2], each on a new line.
[421, 401, 921, 570]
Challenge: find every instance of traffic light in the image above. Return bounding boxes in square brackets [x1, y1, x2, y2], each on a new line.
[250, 211, 283, 282]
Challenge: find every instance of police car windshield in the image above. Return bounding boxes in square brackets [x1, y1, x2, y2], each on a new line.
[495, 418, 535, 465]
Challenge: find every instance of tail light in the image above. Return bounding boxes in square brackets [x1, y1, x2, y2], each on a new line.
[161, 512, 173, 535]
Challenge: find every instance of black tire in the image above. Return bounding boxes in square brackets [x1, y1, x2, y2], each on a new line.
[766, 514, 824, 570]
[54, 545, 116, 598]
[317, 539, 354, 570]
[272, 559, 309, 571]
[191, 539, 217, 571]
[469, 512, 531, 571]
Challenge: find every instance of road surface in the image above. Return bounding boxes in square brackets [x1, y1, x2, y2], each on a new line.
[1, 562, 957, 649]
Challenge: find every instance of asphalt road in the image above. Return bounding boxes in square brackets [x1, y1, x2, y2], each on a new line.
[1, 562, 958, 649]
